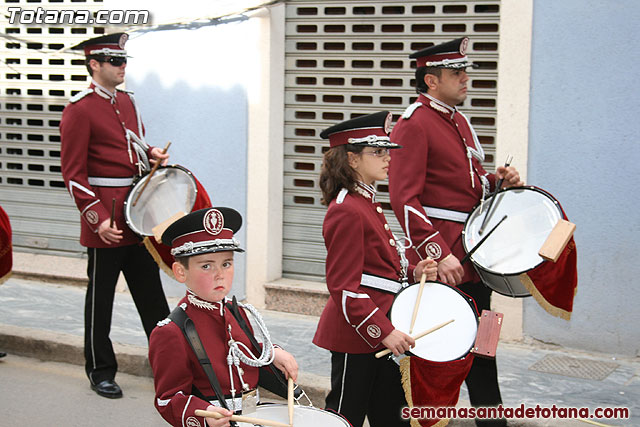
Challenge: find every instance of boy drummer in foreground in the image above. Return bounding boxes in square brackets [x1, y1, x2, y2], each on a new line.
[149, 207, 298, 427]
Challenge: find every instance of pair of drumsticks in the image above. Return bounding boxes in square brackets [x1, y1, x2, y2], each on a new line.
[194, 377, 296, 427]
[375, 271, 455, 359]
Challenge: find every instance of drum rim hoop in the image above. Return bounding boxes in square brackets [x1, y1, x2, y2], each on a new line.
[253, 403, 351, 424]
[123, 164, 197, 236]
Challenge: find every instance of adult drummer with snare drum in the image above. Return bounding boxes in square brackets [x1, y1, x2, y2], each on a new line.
[388, 37, 522, 427]
[60, 33, 170, 399]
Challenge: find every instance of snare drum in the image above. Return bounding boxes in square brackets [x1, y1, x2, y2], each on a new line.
[389, 281, 478, 362]
[462, 186, 563, 297]
[124, 165, 197, 237]
[236, 404, 351, 426]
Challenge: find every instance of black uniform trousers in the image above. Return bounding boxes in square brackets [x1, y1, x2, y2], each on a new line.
[457, 281, 507, 427]
[85, 244, 169, 385]
[325, 351, 409, 427]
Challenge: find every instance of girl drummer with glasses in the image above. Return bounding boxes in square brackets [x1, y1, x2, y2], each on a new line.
[312, 111, 438, 427]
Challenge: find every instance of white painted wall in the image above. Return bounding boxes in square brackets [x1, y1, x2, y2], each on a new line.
[105, 0, 271, 298]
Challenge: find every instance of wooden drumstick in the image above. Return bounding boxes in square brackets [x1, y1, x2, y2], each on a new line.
[478, 154, 513, 234]
[375, 319, 455, 359]
[409, 272, 428, 335]
[132, 141, 171, 207]
[109, 198, 116, 228]
[194, 409, 292, 427]
[461, 215, 508, 265]
[288, 376, 294, 426]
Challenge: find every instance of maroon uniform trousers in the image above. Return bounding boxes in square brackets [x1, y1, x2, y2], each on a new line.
[389, 93, 505, 426]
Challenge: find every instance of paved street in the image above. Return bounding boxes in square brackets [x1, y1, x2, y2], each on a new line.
[1, 276, 638, 426]
[0, 354, 165, 426]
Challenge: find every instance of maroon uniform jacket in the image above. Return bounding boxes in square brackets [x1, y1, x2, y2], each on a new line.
[60, 82, 155, 248]
[149, 293, 260, 427]
[313, 183, 416, 354]
[389, 93, 497, 284]
[0, 205, 12, 284]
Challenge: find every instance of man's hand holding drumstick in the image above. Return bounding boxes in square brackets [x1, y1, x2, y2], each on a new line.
[149, 144, 170, 167]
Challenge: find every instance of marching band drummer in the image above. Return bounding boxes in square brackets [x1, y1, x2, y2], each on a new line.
[388, 37, 523, 426]
[149, 207, 298, 427]
[60, 33, 170, 399]
[313, 112, 438, 427]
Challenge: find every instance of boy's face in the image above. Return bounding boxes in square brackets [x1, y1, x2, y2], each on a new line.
[172, 251, 234, 302]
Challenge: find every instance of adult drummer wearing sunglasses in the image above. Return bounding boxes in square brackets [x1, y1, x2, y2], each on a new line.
[60, 33, 170, 399]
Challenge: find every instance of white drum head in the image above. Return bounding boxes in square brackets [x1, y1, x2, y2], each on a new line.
[390, 282, 477, 362]
[124, 166, 197, 236]
[237, 405, 350, 426]
[464, 187, 562, 275]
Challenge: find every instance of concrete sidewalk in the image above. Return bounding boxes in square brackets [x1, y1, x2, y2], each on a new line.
[1, 252, 638, 426]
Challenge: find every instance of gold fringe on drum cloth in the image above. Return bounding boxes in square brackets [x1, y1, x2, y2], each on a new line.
[519, 273, 577, 321]
[399, 357, 450, 427]
[0, 271, 11, 286]
[143, 237, 176, 280]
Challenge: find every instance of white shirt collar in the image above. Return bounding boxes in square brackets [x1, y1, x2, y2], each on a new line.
[355, 181, 377, 202]
[91, 79, 117, 102]
[422, 92, 456, 118]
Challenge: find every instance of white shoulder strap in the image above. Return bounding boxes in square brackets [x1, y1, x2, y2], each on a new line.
[402, 102, 423, 119]
[69, 88, 93, 103]
[336, 188, 349, 204]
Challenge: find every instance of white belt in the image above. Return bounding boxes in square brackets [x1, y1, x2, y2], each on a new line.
[87, 176, 134, 187]
[361, 273, 402, 294]
[423, 206, 469, 223]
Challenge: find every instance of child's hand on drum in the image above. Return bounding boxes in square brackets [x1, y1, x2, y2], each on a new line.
[203, 405, 232, 427]
[382, 329, 415, 356]
[273, 347, 299, 382]
[414, 258, 438, 282]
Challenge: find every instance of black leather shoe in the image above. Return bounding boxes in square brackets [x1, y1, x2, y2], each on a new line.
[91, 379, 123, 399]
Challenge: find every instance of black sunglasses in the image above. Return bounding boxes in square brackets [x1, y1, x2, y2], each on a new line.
[96, 56, 127, 67]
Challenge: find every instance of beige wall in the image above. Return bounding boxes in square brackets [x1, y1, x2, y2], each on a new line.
[492, 0, 533, 341]
[245, 3, 286, 308]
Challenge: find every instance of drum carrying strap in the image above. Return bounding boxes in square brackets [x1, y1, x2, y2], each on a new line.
[226, 296, 302, 400]
[167, 306, 235, 421]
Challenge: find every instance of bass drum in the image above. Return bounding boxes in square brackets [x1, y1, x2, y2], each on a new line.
[237, 404, 351, 426]
[389, 281, 478, 362]
[462, 186, 563, 297]
[123, 165, 197, 237]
